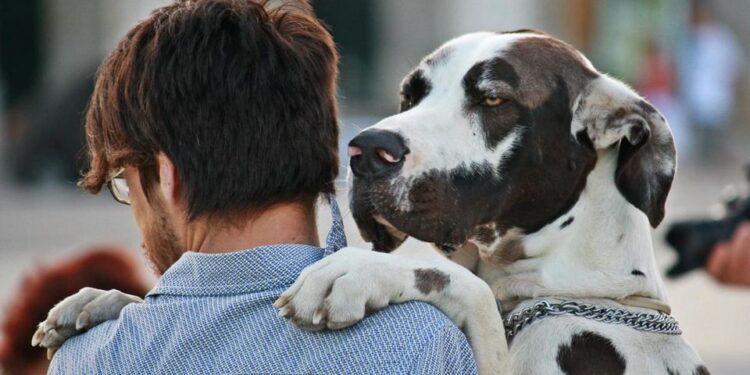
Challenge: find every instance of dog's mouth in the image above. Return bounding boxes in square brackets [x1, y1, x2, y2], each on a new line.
[353, 210, 408, 252]
[372, 213, 409, 245]
[350, 171, 474, 253]
[350, 184, 408, 251]
[371, 213, 463, 256]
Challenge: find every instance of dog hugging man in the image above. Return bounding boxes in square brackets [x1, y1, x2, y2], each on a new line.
[34, 0, 710, 374]
[31, 0, 478, 373]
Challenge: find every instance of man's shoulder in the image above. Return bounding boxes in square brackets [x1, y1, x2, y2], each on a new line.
[49, 297, 477, 374]
[363, 300, 459, 331]
[48, 320, 118, 373]
[356, 302, 477, 373]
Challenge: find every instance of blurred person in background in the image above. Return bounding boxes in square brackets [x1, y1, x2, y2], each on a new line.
[0, 247, 149, 375]
[707, 222, 750, 286]
[637, 38, 691, 154]
[679, 0, 744, 162]
[32, 1, 477, 374]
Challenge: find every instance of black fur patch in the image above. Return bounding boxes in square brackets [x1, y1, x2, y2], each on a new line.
[462, 59, 522, 148]
[603, 100, 676, 228]
[400, 70, 431, 112]
[631, 269, 645, 277]
[491, 77, 596, 234]
[414, 268, 450, 295]
[560, 216, 575, 229]
[557, 331, 626, 375]
[694, 365, 710, 375]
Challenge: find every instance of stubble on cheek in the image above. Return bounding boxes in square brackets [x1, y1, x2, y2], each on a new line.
[141, 198, 184, 276]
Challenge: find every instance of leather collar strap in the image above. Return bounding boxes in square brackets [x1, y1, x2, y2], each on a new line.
[616, 295, 672, 315]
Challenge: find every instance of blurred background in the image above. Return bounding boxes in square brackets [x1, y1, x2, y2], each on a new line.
[1, 0, 749, 373]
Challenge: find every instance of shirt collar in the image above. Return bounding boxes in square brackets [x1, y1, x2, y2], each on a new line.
[147, 244, 324, 297]
[148, 196, 347, 298]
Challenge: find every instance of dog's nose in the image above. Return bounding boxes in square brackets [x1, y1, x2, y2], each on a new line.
[348, 130, 409, 178]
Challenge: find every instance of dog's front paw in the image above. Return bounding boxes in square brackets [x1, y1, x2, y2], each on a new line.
[31, 287, 143, 359]
[275, 247, 402, 331]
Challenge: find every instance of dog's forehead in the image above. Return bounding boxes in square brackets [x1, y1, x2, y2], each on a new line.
[415, 32, 595, 92]
[416, 32, 525, 84]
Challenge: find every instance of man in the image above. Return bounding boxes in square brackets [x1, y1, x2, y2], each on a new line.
[40, 1, 477, 373]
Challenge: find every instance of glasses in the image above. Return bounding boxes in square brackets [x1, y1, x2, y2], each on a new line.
[107, 168, 131, 205]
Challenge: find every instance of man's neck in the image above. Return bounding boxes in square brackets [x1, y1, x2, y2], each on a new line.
[185, 202, 320, 253]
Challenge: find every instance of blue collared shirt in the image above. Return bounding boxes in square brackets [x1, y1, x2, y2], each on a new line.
[49, 200, 478, 374]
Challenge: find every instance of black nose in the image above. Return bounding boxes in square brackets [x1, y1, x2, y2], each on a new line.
[348, 130, 409, 178]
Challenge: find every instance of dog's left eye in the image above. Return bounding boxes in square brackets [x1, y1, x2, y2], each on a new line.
[481, 97, 505, 107]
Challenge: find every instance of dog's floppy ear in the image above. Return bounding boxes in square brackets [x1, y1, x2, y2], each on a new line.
[572, 75, 676, 227]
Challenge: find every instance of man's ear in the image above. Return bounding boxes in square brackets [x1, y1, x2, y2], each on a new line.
[156, 152, 181, 206]
[572, 76, 676, 227]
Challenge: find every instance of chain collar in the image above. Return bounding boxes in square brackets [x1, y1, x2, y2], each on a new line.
[504, 300, 682, 341]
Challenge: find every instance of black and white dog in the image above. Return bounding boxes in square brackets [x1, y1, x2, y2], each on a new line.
[35, 31, 707, 374]
[274, 30, 707, 374]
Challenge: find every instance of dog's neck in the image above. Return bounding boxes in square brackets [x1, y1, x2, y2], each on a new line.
[474, 149, 668, 307]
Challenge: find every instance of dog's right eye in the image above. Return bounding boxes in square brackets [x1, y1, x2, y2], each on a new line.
[481, 96, 505, 107]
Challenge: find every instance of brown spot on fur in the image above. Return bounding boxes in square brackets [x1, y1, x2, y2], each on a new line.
[557, 331, 625, 375]
[500, 28, 547, 36]
[610, 107, 629, 121]
[473, 224, 498, 244]
[414, 268, 450, 295]
[503, 36, 598, 108]
[489, 228, 526, 265]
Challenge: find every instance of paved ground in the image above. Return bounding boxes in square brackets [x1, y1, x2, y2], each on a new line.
[0, 120, 748, 373]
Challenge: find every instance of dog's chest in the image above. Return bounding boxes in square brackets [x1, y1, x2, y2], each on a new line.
[505, 316, 705, 375]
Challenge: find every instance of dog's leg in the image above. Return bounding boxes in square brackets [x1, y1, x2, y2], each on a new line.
[276, 246, 507, 375]
[31, 287, 143, 358]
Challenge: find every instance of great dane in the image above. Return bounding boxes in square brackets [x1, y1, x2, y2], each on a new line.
[34, 30, 707, 374]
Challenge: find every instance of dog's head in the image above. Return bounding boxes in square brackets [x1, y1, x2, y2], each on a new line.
[350, 31, 675, 254]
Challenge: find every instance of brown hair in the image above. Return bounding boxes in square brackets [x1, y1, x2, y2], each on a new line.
[82, 0, 339, 219]
[0, 248, 150, 373]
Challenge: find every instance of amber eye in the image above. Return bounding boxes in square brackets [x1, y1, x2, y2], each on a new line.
[482, 97, 504, 107]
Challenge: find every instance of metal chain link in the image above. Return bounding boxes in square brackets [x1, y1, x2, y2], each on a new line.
[504, 301, 682, 340]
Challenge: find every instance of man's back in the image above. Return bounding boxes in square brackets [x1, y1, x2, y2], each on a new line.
[49, 245, 477, 374]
